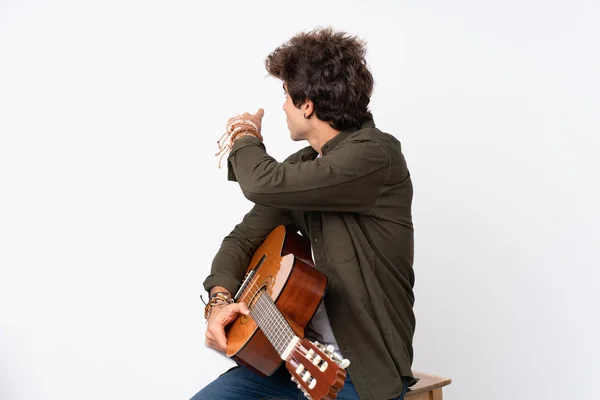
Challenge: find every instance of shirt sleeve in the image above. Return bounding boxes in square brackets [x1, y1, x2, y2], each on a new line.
[203, 204, 294, 295]
[226, 135, 390, 213]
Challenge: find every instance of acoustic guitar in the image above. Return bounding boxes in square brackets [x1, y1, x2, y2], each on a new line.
[224, 225, 350, 399]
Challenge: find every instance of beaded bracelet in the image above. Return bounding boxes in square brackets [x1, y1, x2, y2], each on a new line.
[203, 292, 234, 320]
[215, 114, 263, 168]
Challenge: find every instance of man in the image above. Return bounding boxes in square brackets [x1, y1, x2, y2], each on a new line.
[191, 27, 416, 400]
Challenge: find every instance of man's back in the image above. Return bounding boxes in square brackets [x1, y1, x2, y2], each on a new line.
[277, 120, 416, 399]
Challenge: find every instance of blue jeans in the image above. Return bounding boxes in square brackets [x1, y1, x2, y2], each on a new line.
[190, 364, 408, 400]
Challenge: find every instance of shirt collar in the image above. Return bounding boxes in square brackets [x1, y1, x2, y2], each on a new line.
[321, 118, 375, 155]
[299, 118, 376, 161]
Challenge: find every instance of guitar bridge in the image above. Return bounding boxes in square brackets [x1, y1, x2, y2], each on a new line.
[234, 267, 257, 301]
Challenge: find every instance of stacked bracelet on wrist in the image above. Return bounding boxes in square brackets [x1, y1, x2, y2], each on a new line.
[204, 291, 234, 320]
[215, 114, 263, 168]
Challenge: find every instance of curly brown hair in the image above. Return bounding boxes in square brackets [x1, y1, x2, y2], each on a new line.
[265, 27, 374, 131]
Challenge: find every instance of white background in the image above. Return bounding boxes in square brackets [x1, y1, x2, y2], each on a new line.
[1, 1, 599, 399]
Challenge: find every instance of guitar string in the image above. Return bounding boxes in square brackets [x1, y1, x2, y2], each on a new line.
[241, 275, 327, 358]
[247, 289, 288, 354]
[244, 287, 343, 393]
[252, 294, 286, 353]
[241, 277, 293, 353]
[252, 295, 320, 368]
[246, 283, 322, 362]
[237, 271, 336, 362]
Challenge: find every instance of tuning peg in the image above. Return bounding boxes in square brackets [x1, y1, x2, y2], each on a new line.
[325, 344, 334, 354]
[339, 358, 351, 369]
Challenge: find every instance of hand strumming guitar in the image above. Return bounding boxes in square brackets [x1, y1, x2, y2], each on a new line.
[204, 288, 250, 352]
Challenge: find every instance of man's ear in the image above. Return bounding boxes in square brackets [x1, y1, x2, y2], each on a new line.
[302, 99, 315, 118]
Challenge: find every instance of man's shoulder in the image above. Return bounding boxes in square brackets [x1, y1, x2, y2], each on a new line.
[342, 125, 408, 170]
[342, 125, 403, 156]
[356, 125, 401, 148]
[284, 145, 317, 163]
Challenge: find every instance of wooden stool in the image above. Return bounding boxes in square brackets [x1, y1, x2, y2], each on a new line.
[405, 372, 452, 400]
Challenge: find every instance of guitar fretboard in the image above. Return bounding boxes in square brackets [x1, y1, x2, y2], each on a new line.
[249, 290, 295, 356]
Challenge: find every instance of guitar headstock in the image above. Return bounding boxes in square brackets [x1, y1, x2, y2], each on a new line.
[285, 338, 350, 399]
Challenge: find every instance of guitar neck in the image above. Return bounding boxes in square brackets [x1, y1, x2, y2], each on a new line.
[249, 291, 297, 358]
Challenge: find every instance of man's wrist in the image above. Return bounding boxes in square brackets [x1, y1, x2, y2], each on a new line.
[204, 291, 234, 320]
[209, 286, 231, 297]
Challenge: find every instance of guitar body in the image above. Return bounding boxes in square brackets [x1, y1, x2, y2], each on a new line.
[225, 225, 327, 377]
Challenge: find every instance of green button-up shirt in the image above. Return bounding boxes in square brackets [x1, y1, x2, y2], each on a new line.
[203, 119, 416, 399]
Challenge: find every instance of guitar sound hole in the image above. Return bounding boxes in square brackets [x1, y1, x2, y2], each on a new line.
[239, 276, 274, 325]
[248, 285, 268, 309]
